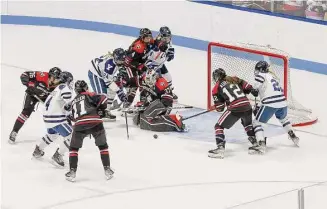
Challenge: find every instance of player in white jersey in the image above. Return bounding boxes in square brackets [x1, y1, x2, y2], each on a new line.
[88, 48, 128, 120]
[251, 61, 299, 153]
[32, 71, 74, 167]
[145, 26, 177, 99]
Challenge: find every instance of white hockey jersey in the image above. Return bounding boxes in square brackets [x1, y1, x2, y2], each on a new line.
[43, 84, 73, 128]
[90, 53, 120, 88]
[253, 71, 287, 108]
[145, 41, 173, 70]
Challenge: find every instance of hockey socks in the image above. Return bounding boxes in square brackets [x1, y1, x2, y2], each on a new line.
[69, 148, 79, 170]
[38, 134, 59, 150]
[12, 113, 29, 133]
[98, 144, 110, 168]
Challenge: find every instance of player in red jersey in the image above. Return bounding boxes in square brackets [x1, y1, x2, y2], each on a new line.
[123, 28, 154, 108]
[9, 67, 62, 144]
[208, 68, 261, 159]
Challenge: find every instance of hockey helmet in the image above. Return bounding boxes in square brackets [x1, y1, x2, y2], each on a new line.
[255, 61, 269, 74]
[74, 80, 88, 94]
[59, 71, 74, 86]
[140, 28, 152, 38]
[212, 68, 226, 83]
[49, 67, 62, 79]
[113, 48, 126, 65]
[144, 69, 159, 87]
[159, 26, 171, 43]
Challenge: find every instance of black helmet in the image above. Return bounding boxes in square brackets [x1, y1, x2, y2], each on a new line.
[59, 71, 74, 85]
[49, 67, 62, 79]
[113, 48, 126, 65]
[74, 80, 88, 94]
[139, 28, 152, 38]
[159, 26, 171, 38]
[255, 61, 269, 73]
[212, 68, 226, 83]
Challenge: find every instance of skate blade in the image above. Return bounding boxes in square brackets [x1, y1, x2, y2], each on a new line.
[66, 177, 76, 182]
[8, 140, 16, 145]
[292, 139, 300, 147]
[50, 159, 65, 169]
[248, 150, 265, 155]
[106, 175, 114, 181]
[208, 153, 224, 159]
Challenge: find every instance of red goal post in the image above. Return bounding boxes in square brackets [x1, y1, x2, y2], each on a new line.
[207, 42, 317, 127]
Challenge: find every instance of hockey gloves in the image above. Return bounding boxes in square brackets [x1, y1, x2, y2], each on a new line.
[166, 48, 175, 62]
[251, 88, 259, 97]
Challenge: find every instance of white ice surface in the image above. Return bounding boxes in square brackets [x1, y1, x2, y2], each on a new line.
[1, 25, 327, 209]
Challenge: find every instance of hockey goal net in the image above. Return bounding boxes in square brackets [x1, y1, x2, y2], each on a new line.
[208, 42, 317, 127]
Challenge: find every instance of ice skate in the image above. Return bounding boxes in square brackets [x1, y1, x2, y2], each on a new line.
[51, 148, 65, 168]
[248, 136, 263, 155]
[65, 168, 76, 182]
[102, 110, 116, 121]
[208, 143, 225, 159]
[8, 131, 17, 144]
[288, 130, 299, 147]
[32, 145, 45, 158]
[110, 100, 122, 110]
[104, 166, 114, 180]
[258, 138, 267, 154]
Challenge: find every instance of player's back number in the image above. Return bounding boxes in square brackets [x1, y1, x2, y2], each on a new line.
[222, 84, 245, 102]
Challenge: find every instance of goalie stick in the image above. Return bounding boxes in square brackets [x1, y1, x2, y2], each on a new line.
[121, 105, 194, 114]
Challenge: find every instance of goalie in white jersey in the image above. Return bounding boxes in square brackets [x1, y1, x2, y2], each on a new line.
[32, 71, 74, 167]
[88, 48, 128, 120]
[252, 61, 299, 153]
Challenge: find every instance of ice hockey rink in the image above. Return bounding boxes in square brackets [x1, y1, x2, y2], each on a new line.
[1, 23, 327, 209]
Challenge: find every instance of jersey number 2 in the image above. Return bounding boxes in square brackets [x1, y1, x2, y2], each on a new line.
[73, 102, 87, 118]
[271, 79, 283, 92]
[223, 84, 245, 102]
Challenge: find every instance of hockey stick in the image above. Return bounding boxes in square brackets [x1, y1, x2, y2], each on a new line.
[124, 111, 130, 139]
[33, 95, 44, 104]
[122, 105, 193, 114]
[182, 109, 213, 121]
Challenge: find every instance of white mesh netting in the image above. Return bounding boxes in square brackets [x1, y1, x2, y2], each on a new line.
[208, 42, 317, 126]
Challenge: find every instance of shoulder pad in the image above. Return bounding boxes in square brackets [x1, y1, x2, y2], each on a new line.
[132, 40, 145, 54]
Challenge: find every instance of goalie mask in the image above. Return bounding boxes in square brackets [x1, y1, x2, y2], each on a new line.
[144, 69, 159, 87]
[212, 68, 226, 83]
